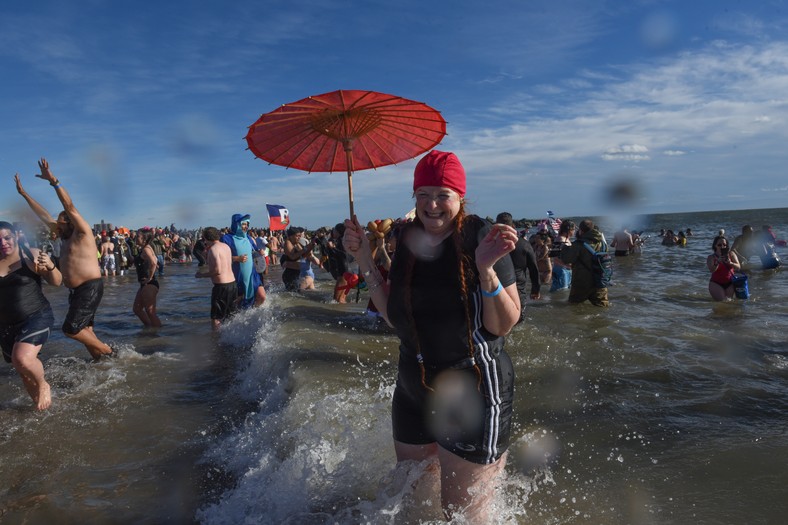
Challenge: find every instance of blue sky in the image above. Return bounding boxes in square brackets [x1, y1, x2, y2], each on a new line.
[2, 0, 787, 231]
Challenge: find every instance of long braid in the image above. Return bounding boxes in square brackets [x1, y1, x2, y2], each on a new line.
[404, 204, 482, 392]
[452, 207, 483, 390]
[403, 234, 433, 391]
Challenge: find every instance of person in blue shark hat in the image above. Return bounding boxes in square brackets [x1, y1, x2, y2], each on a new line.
[220, 213, 266, 309]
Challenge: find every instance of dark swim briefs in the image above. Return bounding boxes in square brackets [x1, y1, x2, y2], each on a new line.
[282, 268, 300, 291]
[210, 282, 238, 320]
[62, 278, 104, 335]
[391, 338, 514, 465]
[140, 278, 160, 289]
[2, 306, 54, 363]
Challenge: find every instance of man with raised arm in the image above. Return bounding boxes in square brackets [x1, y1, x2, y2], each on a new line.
[15, 158, 114, 360]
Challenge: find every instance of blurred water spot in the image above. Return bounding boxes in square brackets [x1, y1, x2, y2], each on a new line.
[168, 114, 220, 160]
[605, 175, 644, 209]
[426, 370, 484, 447]
[640, 10, 681, 52]
[512, 428, 562, 474]
[86, 144, 126, 212]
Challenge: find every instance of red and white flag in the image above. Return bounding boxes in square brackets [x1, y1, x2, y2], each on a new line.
[266, 204, 290, 231]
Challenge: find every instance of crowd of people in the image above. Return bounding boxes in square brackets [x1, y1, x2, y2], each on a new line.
[2, 154, 784, 521]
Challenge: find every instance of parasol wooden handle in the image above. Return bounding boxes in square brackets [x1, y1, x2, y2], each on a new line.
[344, 141, 355, 218]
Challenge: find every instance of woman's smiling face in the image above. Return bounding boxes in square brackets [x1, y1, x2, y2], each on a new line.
[414, 186, 461, 236]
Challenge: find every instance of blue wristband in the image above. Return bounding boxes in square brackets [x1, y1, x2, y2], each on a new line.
[52, 184, 61, 189]
[481, 281, 503, 297]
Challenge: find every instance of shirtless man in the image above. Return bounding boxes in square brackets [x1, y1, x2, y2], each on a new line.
[195, 227, 237, 330]
[99, 235, 116, 276]
[611, 227, 634, 256]
[15, 158, 114, 360]
[267, 233, 280, 265]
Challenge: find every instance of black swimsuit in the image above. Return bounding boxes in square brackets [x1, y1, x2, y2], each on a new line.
[0, 247, 54, 362]
[386, 217, 517, 465]
[135, 252, 159, 289]
[0, 249, 49, 324]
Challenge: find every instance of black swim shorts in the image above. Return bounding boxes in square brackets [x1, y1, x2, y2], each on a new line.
[1, 306, 55, 363]
[210, 282, 238, 320]
[391, 338, 514, 465]
[62, 278, 104, 335]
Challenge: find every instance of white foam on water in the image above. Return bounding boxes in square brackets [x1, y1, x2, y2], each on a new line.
[196, 295, 539, 524]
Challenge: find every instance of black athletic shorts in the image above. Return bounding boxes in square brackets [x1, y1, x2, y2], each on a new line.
[2, 306, 55, 363]
[211, 282, 238, 320]
[391, 338, 514, 465]
[63, 278, 103, 335]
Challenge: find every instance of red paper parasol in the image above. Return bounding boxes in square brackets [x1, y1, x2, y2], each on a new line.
[245, 89, 447, 217]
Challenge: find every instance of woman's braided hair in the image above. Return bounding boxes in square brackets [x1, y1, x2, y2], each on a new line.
[404, 203, 482, 391]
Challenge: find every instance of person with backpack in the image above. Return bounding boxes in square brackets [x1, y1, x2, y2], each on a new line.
[560, 219, 611, 306]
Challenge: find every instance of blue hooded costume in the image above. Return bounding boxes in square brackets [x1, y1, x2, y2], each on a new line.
[220, 213, 263, 309]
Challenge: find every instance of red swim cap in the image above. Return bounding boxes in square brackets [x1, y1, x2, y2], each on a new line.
[413, 150, 466, 198]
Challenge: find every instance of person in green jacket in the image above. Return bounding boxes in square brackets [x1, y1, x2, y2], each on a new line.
[560, 219, 610, 307]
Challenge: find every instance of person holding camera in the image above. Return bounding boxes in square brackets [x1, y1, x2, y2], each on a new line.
[707, 235, 741, 301]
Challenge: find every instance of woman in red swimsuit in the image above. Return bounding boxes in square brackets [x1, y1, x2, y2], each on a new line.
[706, 235, 741, 301]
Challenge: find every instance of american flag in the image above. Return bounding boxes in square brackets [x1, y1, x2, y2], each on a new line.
[547, 211, 562, 234]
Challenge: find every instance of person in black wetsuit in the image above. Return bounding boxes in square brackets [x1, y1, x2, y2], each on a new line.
[0, 221, 62, 410]
[343, 151, 521, 522]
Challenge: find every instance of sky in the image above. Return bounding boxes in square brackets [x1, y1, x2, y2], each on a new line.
[1, 0, 787, 231]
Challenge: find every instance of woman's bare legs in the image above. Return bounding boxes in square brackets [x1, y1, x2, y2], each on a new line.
[133, 284, 162, 327]
[12, 341, 51, 410]
[395, 441, 506, 522]
[438, 447, 506, 523]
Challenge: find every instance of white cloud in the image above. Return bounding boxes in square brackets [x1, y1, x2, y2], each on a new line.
[602, 144, 650, 161]
[605, 144, 649, 154]
[4, 2, 788, 228]
[447, 38, 788, 219]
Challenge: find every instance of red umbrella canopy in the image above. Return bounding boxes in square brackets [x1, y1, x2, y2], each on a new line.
[245, 90, 447, 174]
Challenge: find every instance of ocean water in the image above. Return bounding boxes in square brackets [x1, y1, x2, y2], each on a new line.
[1, 208, 786, 524]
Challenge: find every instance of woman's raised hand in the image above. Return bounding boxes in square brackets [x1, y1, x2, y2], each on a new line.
[343, 216, 369, 258]
[476, 223, 518, 272]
